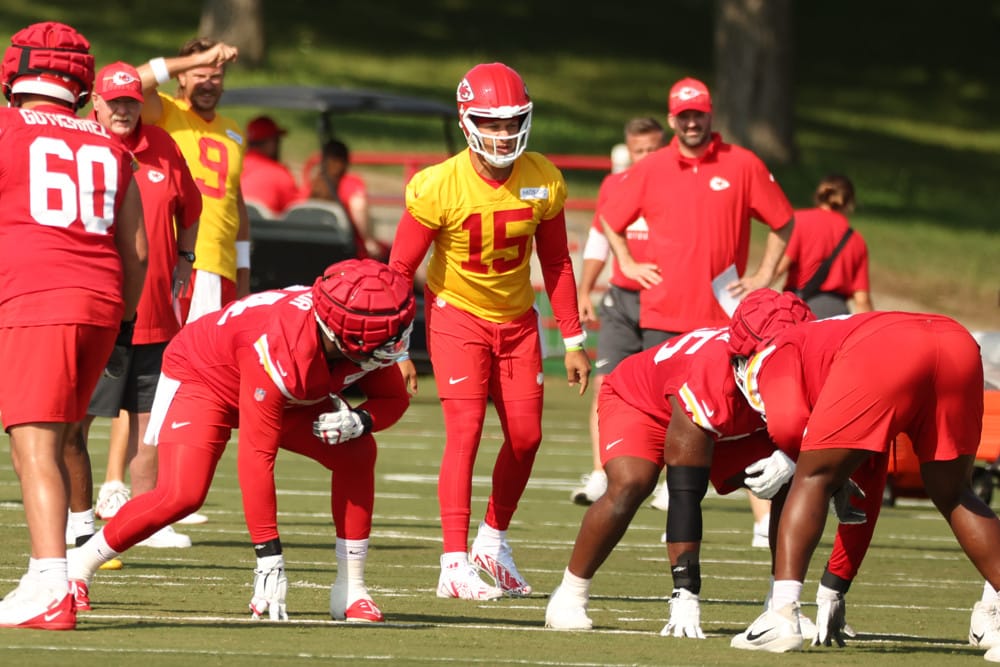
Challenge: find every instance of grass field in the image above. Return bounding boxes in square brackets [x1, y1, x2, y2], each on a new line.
[0, 377, 993, 666]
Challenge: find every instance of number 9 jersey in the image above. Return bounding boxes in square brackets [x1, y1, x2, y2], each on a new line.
[0, 103, 134, 327]
[404, 150, 566, 322]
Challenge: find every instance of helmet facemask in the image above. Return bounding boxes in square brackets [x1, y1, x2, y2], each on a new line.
[460, 107, 532, 168]
[316, 312, 412, 372]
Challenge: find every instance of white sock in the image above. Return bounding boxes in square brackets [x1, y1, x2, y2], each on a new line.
[476, 521, 505, 547]
[68, 529, 119, 585]
[770, 580, 803, 610]
[68, 509, 95, 543]
[335, 538, 369, 597]
[983, 581, 999, 603]
[764, 575, 775, 609]
[440, 551, 469, 568]
[560, 568, 592, 601]
[28, 557, 68, 588]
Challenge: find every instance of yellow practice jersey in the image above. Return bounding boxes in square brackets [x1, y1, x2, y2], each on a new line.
[156, 93, 245, 281]
[406, 151, 567, 322]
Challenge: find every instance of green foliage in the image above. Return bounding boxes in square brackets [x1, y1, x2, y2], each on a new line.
[0, 378, 993, 665]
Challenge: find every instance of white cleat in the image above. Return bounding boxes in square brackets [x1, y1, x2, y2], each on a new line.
[731, 602, 804, 652]
[436, 556, 502, 601]
[971, 599, 1000, 650]
[95, 481, 131, 520]
[471, 534, 532, 596]
[649, 480, 670, 511]
[544, 585, 593, 630]
[137, 525, 192, 548]
[571, 471, 607, 505]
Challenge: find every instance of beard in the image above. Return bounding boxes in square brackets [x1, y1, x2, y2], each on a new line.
[677, 126, 710, 150]
[186, 85, 222, 113]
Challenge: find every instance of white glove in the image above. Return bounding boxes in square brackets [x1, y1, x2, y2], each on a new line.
[744, 450, 795, 499]
[812, 584, 856, 647]
[249, 554, 288, 621]
[660, 588, 706, 639]
[831, 479, 867, 524]
[313, 395, 367, 445]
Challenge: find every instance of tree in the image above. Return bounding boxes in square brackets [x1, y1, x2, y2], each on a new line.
[199, 0, 266, 68]
[713, 0, 797, 164]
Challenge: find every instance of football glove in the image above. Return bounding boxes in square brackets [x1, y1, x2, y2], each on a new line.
[313, 394, 372, 445]
[660, 588, 706, 639]
[744, 449, 795, 499]
[103, 317, 136, 380]
[249, 554, 288, 621]
[831, 479, 867, 524]
[812, 583, 856, 647]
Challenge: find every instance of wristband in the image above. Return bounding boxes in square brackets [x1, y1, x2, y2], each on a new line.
[236, 240, 251, 269]
[565, 345, 584, 352]
[396, 353, 410, 363]
[149, 57, 171, 85]
[563, 333, 586, 350]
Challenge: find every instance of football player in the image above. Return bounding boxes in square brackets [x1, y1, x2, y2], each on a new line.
[0, 21, 146, 630]
[389, 62, 590, 599]
[728, 289, 1000, 659]
[69, 259, 414, 623]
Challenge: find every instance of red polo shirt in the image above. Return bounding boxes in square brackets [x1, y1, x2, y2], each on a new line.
[782, 207, 870, 297]
[602, 133, 792, 332]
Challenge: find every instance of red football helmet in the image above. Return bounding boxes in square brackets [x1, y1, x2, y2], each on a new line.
[456, 62, 532, 167]
[2, 21, 94, 109]
[312, 259, 416, 369]
[729, 288, 816, 357]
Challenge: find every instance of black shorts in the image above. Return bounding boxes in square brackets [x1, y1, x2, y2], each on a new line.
[88, 342, 167, 417]
[594, 285, 676, 375]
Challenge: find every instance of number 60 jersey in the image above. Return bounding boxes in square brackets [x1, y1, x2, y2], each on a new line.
[0, 103, 134, 327]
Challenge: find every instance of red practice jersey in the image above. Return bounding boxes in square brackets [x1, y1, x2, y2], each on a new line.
[162, 286, 409, 444]
[0, 104, 134, 326]
[588, 171, 649, 292]
[601, 134, 793, 332]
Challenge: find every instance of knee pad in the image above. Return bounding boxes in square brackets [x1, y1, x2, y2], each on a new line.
[665, 466, 710, 543]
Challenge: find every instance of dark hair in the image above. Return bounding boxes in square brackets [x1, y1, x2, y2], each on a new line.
[178, 37, 218, 57]
[624, 116, 663, 137]
[813, 173, 856, 213]
[321, 139, 350, 163]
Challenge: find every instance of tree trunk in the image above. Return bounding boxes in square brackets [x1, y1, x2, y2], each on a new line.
[199, 0, 266, 68]
[713, 0, 797, 164]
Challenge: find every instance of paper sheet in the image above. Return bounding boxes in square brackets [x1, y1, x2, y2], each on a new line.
[712, 264, 740, 317]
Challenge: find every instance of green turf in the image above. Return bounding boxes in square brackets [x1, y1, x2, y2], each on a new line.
[0, 377, 993, 665]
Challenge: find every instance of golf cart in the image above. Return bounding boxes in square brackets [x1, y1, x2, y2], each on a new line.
[221, 84, 458, 372]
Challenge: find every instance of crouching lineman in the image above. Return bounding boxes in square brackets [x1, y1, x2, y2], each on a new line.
[68, 259, 415, 623]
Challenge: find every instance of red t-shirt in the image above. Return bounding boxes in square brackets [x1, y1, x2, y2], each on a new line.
[0, 104, 134, 327]
[590, 172, 649, 291]
[601, 134, 793, 332]
[782, 207, 870, 297]
[119, 122, 202, 344]
[241, 149, 300, 215]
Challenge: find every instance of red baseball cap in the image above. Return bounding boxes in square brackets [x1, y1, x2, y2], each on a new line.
[247, 116, 287, 143]
[95, 61, 143, 102]
[668, 77, 712, 115]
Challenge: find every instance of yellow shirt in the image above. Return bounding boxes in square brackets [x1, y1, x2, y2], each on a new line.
[406, 151, 567, 322]
[156, 92, 245, 281]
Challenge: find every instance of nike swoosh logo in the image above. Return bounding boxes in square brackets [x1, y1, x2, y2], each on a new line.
[973, 631, 985, 643]
[448, 376, 469, 385]
[43, 610, 63, 622]
[745, 627, 774, 642]
[604, 438, 624, 451]
[700, 401, 715, 418]
[171, 421, 191, 429]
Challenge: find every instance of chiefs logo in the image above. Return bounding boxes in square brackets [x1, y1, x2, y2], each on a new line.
[147, 169, 165, 183]
[456, 78, 474, 102]
[107, 70, 138, 86]
[672, 86, 704, 103]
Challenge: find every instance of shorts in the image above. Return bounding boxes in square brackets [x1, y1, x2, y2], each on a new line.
[594, 285, 675, 375]
[88, 342, 168, 417]
[805, 292, 850, 320]
[0, 323, 115, 428]
[802, 318, 984, 463]
[145, 373, 237, 449]
[426, 293, 543, 401]
[181, 270, 238, 324]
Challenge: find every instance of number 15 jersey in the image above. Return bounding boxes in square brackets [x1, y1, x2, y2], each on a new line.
[405, 150, 567, 322]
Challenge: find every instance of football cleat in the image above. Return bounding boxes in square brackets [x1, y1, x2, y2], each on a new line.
[436, 556, 502, 600]
[970, 599, 1000, 650]
[471, 535, 532, 596]
[69, 579, 90, 612]
[137, 525, 191, 548]
[571, 471, 607, 506]
[0, 576, 75, 630]
[751, 516, 770, 548]
[649, 479, 670, 511]
[175, 512, 208, 525]
[731, 602, 804, 652]
[544, 585, 593, 630]
[330, 581, 384, 623]
[986, 645, 1000, 662]
[95, 481, 130, 520]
